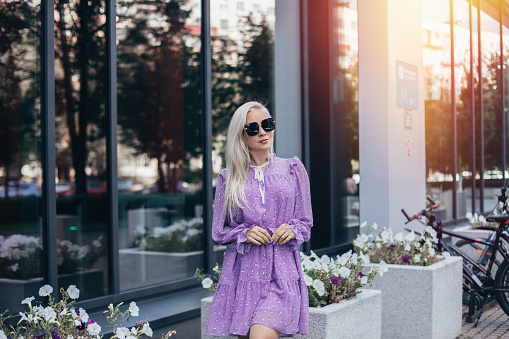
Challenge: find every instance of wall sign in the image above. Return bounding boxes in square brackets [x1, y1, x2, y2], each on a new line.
[397, 60, 418, 110]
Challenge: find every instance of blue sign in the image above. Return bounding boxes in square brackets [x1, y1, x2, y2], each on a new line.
[397, 60, 418, 110]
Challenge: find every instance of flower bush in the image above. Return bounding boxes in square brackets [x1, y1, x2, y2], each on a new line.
[135, 218, 204, 252]
[301, 250, 382, 308]
[195, 252, 382, 308]
[465, 212, 497, 229]
[353, 223, 447, 266]
[0, 285, 175, 339]
[194, 264, 221, 293]
[0, 235, 105, 279]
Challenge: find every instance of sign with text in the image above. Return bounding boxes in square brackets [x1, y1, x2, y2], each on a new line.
[397, 60, 418, 110]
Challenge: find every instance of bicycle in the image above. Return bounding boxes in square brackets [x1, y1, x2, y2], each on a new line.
[402, 201, 509, 326]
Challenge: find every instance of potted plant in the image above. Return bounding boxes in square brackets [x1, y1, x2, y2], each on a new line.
[0, 284, 176, 339]
[198, 250, 384, 339]
[354, 223, 462, 339]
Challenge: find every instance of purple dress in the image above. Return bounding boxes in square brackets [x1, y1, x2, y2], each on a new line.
[205, 155, 313, 337]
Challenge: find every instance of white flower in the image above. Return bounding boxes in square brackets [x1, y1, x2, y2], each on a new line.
[360, 276, 368, 285]
[202, 278, 213, 289]
[380, 229, 392, 243]
[312, 279, 325, 296]
[359, 252, 370, 264]
[116, 327, 130, 339]
[466, 212, 473, 219]
[21, 296, 35, 306]
[142, 322, 153, 337]
[442, 252, 451, 259]
[405, 231, 416, 243]
[360, 221, 368, 228]
[39, 285, 53, 297]
[404, 243, 411, 251]
[332, 268, 340, 276]
[414, 254, 421, 263]
[88, 323, 101, 336]
[379, 261, 389, 277]
[42, 306, 57, 322]
[428, 247, 436, 256]
[321, 261, 330, 273]
[129, 301, 139, 317]
[67, 285, 80, 299]
[320, 254, 330, 264]
[131, 327, 138, 335]
[479, 215, 486, 224]
[11, 263, 19, 272]
[338, 266, 351, 278]
[0, 331, 7, 339]
[311, 261, 322, 270]
[394, 232, 404, 242]
[372, 222, 378, 230]
[79, 308, 89, 323]
[303, 274, 313, 286]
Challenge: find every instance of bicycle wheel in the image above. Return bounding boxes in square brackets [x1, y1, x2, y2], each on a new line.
[495, 259, 509, 317]
[455, 233, 509, 280]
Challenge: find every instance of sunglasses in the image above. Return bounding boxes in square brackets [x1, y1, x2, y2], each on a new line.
[243, 118, 276, 136]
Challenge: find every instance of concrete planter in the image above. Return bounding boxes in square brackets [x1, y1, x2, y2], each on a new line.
[201, 289, 382, 339]
[364, 256, 462, 339]
[119, 246, 225, 290]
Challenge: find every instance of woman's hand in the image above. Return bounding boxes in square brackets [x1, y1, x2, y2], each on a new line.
[246, 226, 271, 245]
[272, 224, 296, 245]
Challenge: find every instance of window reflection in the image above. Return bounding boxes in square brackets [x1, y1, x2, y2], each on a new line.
[0, 0, 43, 314]
[453, 0, 474, 217]
[54, 0, 109, 298]
[480, 8, 503, 212]
[210, 0, 275, 265]
[332, 0, 359, 244]
[116, 0, 204, 290]
[423, 0, 454, 221]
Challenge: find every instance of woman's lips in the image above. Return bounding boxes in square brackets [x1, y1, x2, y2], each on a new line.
[259, 139, 269, 143]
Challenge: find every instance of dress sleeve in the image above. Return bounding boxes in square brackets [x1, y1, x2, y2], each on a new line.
[286, 157, 313, 245]
[211, 170, 253, 254]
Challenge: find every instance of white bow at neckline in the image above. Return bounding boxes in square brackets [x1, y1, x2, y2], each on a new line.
[250, 161, 269, 204]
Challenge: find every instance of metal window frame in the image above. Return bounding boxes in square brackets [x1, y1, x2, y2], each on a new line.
[42, 0, 58, 296]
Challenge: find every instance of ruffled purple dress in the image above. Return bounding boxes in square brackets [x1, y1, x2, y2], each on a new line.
[205, 155, 313, 337]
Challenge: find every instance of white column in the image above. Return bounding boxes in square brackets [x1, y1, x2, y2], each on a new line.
[358, 0, 426, 232]
[274, 0, 302, 159]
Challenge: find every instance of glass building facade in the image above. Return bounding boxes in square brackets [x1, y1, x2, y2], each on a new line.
[1, 0, 508, 333]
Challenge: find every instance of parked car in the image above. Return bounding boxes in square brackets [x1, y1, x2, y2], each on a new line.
[0, 181, 40, 198]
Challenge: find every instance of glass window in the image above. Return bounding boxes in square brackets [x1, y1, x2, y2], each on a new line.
[54, 0, 109, 298]
[423, 0, 454, 221]
[453, 0, 474, 218]
[0, 0, 43, 313]
[331, 1, 359, 244]
[211, 0, 275, 264]
[480, 7, 503, 212]
[116, 0, 203, 291]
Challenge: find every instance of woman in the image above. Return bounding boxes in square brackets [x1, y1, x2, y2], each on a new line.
[205, 102, 313, 339]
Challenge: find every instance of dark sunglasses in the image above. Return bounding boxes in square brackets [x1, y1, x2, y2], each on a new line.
[243, 118, 276, 136]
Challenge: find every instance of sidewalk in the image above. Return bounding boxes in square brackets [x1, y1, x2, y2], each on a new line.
[461, 304, 509, 338]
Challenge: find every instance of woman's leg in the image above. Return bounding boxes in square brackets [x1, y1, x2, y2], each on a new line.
[249, 324, 279, 339]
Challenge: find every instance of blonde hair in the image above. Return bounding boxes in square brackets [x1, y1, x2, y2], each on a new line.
[224, 101, 273, 220]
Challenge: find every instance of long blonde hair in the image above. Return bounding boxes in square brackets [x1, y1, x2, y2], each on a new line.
[224, 101, 273, 220]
